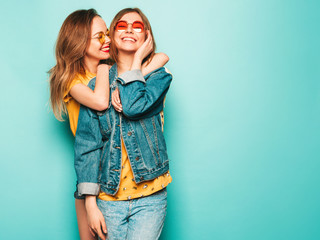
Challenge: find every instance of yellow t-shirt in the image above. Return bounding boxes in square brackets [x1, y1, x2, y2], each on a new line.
[63, 72, 96, 136]
[99, 138, 172, 201]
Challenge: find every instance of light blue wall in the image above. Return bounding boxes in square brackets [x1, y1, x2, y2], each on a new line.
[0, 0, 319, 239]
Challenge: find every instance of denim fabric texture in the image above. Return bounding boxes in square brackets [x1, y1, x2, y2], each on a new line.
[97, 188, 167, 240]
[74, 184, 85, 200]
[74, 65, 172, 196]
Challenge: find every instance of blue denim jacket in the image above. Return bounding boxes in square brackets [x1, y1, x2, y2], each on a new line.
[74, 65, 172, 196]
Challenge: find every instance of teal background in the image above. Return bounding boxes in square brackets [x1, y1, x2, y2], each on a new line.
[0, 0, 319, 239]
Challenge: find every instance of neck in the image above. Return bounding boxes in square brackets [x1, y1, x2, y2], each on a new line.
[83, 56, 99, 74]
[117, 51, 135, 75]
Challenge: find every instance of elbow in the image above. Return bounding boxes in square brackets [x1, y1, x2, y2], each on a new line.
[94, 99, 109, 111]
[158, 52, 169, 64]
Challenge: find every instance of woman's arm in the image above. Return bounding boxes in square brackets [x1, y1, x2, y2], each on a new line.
[70, 63, 110, 111]
[112, 31, 171, 117]
[74, 106, 103, 196]
[112, 53, 169, 112]
[85, 195, 107, 240]
[117, 67, 172, 120]
[130, 30, 169, 73]
[74, 102, 107, 239]
[141, 52, 169, 76]
[129, 30, 153, 71]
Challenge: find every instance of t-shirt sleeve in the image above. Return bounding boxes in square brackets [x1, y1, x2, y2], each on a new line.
[63, 78, 83, 103]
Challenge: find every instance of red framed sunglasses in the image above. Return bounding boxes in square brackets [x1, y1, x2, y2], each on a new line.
[115, 20, 144, 33]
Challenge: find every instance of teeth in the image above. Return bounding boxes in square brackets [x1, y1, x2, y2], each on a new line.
[123, 38, 135, 42]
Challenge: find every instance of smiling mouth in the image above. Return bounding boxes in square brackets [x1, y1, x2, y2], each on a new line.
[101, 46, 110, 52]
[122, 37, 136, 42]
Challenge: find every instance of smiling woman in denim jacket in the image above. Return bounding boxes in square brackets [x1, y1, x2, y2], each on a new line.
[74, 8, 173, 240]
[49, 8, 169, 240]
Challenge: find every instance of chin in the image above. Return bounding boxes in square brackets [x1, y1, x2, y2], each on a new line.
[101, 53, 110, 58]
[117, 44, 140, 53]
[119, 47, 139, 53]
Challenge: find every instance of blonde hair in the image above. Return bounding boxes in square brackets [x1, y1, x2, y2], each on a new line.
[49, 9, 99, 120]
[109, 8, 156, 65]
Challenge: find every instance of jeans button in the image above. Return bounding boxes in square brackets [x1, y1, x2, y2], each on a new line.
[135, 156, 139, 161]
[128, 132, 132, 136]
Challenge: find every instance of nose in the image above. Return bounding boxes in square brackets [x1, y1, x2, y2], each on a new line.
[126, 24, 133, 33]
[105, 35, 110, 44]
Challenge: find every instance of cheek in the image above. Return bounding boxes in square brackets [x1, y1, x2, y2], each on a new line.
[87, 41, 98, 52]
[136, 38, 145, 47]
[137, 33, 146, 45]
[94, 41, 102, 50]
[113, 35, 122, 47]
[85, 43, 103, 58]
[114, 38, 121, 47]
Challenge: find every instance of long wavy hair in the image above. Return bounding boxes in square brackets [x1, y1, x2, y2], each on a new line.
[109, 8, 156, 65]
[48, 9, 99, 121]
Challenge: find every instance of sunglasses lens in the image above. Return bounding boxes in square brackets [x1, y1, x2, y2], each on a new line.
[98, 32, 105, 44]
[132, 21, 144, 33]
[115, 21, 127, 32]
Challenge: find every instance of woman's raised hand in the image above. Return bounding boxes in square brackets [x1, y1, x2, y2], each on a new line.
[131, 30, 153, 70]
[112, 88, 123, 112]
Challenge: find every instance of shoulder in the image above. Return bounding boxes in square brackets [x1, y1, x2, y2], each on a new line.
[63, 75, 83, 103]
[63, 73, 96, 102]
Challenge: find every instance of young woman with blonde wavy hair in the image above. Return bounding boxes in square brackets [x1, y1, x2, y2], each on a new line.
[49, 8, 169, 240]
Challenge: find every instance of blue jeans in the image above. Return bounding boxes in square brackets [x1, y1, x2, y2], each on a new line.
[97, 189, 167, 240]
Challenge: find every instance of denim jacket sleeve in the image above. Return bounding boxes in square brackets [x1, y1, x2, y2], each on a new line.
[74, 104, 103, 196]
[117, 67, 172, 120]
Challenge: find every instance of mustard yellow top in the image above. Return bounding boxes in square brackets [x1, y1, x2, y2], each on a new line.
[99, 138, 172, 201]
[63, 72, 96, 136]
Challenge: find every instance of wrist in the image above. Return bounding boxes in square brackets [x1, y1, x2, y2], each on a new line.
[130, 63, 142, 71]
[85, 195, 97, 208]
[131, 56, 143, 70]
[97, 63, 110, 71]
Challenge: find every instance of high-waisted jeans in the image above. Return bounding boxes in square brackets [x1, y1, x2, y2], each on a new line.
[97, 188, 167, 240]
